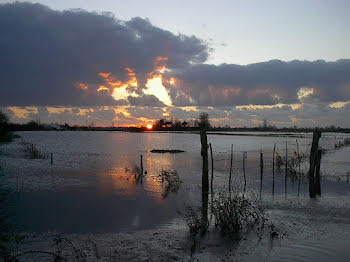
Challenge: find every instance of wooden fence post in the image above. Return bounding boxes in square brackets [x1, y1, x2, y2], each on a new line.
[272, 143, 276, 194]
[140, 155, 143, 175]
[296, 139, 301, 197]
[285, 142, 288, 197]
[243, 151, 247, 194]
[209, 143, 214, 194]
[229, 144, 233, 192]
[200, 129, 209, 193]
[260, 150, 264, 199]
[315, 149, 322, 195]
[308, 131, 322, 198]
[200, 128, 209, 235]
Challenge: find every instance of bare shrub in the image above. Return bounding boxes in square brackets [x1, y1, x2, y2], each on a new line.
[211, 193, 268, 236]
[21, 141, 47, 159]
[275, 150, 307, 175]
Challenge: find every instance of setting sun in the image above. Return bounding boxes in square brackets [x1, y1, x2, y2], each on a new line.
[146, 124, 153, 129]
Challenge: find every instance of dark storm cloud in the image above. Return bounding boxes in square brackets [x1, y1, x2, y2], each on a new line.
[0, 2, 208, 106]
[128, 94, 166, 107]
[171, 59, 350, 106]
[1, 2, 350, 109]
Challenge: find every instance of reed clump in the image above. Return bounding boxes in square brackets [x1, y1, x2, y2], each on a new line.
[335, 137, 350, 149]
[131, 165, 144, 184]
[160, 170, 182, 198]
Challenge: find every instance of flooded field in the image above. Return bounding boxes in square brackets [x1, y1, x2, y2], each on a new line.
[1, 131, 350, 261]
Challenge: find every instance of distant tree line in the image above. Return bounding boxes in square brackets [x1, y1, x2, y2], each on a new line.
[0, 110, 349, 133]
[154, 113, 211, 131]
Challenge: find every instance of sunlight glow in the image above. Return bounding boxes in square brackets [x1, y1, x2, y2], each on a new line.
[6, 106, 38, 119]
[146, 124, 153, 129]
[144, 75, 172, 106]
[297, 87, 314, 100]
[329, 101, 350, 108]
[168, 77, 176, 85]
[99, 68, 139, 101]
[154, 56, 168, 73]
[97, 85, 109, 92]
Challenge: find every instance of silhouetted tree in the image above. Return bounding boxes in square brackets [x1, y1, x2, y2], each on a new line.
[25, 120, 42, 130]
[262, 119, 268, 129]
[174, 119, 182, 129]
[0, 111, 12, 142]
[199, 112, 211, 129]
[155, 119, 165, 129]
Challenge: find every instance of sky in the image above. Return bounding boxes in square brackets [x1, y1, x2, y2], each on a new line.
[1, 0, 350, 127]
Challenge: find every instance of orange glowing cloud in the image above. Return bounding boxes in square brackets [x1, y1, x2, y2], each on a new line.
[94, 56, 174, 106]
[329, 101, 350, 108]
[98, 72, 111, 78]
[97, 85, 110, 92]
[297, 87, 314, 100]
[76, 82, 88, 90]
[153, 56, 168, 73]
[144, 74, 172, 106]
[168, 77, 176, 85]
[99, 68, 139, 100]
[6, 106, 38, 119]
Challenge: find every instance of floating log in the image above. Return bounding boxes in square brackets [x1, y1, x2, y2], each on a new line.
[150, 149, 185, 153]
